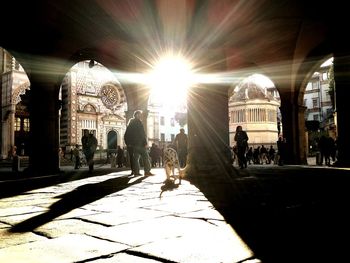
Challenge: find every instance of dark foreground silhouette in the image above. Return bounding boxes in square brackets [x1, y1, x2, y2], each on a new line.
[187, 166, 350, 263]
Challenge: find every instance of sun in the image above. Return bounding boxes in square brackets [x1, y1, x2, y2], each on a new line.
[147, 54, 194, 106]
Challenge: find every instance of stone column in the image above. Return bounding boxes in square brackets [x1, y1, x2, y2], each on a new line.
[332, 54, 350, 167]
[279, 94, 306, 164]
[1, 120, 8, 159]
[298, 105, 308, 165]
[124, 110, 134, 125]
[26, 78, 61, 175]
[1, 106, 15, 159]
[187, 84, 232, 176]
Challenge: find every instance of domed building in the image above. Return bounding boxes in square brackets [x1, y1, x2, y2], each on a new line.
[229, 79, 281, 148]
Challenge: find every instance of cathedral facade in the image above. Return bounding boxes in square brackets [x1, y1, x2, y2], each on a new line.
[0, 50, 128, 158]
[59, 61, 127, 153]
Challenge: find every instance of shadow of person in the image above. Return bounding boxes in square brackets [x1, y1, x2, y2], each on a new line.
[9, 175, 146, 233]
[159, 179, 180, 199]
[0, 168, 130, 199]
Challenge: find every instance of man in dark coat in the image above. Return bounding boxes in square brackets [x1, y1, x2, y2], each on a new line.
[174, 128, 188, 168]
[234, 125, 249, 169]
[82, 129, 98, 173]
[124, 110, 154, 176]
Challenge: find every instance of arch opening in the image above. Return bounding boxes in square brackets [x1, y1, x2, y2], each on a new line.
[0, 47, 30, 160]
[303, 57, 336, 164]
[228, 73, 281, 165]
[59, 60, 127, 161]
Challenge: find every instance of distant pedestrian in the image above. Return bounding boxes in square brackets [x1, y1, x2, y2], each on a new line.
[11, 145, 19, 173]
[73, 144, 81, 169]
[116, 145, 124, 168]
[318, 135, 328, 165]
[246, 147, 253, 164]
[149, 143, 161, 167]
[260, 145, 268, 164]
[253, 147, 260, 164]
[234, 125, 249, 169]
[268, 145, 276, 164]
[325, 136, 335, 166]
[277, 136, 286, 166]
[174, 128, 188, 168]
[82, 129, 98, 173]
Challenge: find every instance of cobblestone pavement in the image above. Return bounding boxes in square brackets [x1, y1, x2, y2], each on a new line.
[0, 168, 257, 263]
[0, 164, 349, 262]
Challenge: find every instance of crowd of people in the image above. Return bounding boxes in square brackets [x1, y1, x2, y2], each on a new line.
[62, 110, 188, 176]
[231, 141, 285, 167]
[68, 138, 185, 173]
[232, 125, 288, 168]
[231, 126, 338, 168]
[315, 134, 337, 166]
[59, 108, 340, 175]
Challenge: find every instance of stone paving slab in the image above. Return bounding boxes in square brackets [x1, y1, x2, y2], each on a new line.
[181, 207, 225, 221]
[0, 228, 47, 249]
[79, 208, 170, 227]
[34, 218, 108, 238]
[2, 163, 350, 262]
[0, 169, 257, 262]
[0, 234, 129, 263]
[0, 196, 54, 209]
[92, 253, 162, 263]
[0, 206, 46, 218]
[131, 220, 252, 263]
[0, 211, 45, 226]
[91, 216, 211, 247]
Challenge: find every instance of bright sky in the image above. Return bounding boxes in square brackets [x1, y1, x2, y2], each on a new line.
[147, 54, 193, 109]
[234, 73, 274, 92]
[321, 57, 333, 67]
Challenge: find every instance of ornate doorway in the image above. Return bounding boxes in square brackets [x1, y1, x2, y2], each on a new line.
[107, 130, 117, 154]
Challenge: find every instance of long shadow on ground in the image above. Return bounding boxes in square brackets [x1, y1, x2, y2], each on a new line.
[0, 167, 129, 199]
[187, 166, 350, 263]
[9, 175, 145, 233]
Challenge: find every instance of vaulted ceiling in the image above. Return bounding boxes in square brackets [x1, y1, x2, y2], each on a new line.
[1, 0, 346, 91]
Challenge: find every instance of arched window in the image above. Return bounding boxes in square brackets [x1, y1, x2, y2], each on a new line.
[107, 130, 118, 150]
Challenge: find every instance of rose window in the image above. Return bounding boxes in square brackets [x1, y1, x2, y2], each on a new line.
[100, 84, 120, 109]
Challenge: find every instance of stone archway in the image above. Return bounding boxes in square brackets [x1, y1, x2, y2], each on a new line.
[1, 75, 30, 159]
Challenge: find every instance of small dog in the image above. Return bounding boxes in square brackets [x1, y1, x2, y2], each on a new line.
[163, 146, 186, 184]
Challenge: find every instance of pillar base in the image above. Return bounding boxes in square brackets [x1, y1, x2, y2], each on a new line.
[23, 165, 62, 177]
[184, 146, 237, 183]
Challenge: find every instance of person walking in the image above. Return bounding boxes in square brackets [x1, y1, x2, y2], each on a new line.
[116, 145, 124, 168]
[318, 135, 328, 165]
[234, 125, 249, 169]
[246, 147, 253, 165]
[149, 143, 162, 167]
[124, 110, 154, 176]
[268, 145, 276, 164]
[82, 129, 98, 173]
[73, 144, 81, 169]
[173, 128, 188, 168]
[11, 145, 19, 173]
[277, 136, 286, 166]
